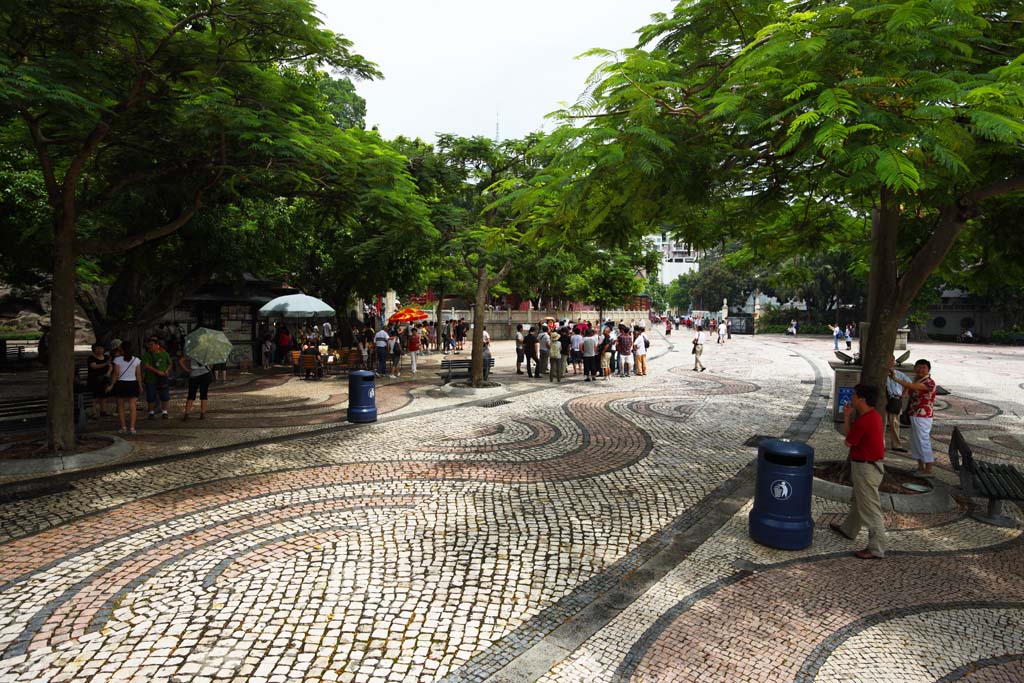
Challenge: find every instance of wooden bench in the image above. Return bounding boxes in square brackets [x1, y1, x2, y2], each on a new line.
[298, 353, 323, 380]
[949, 427, 1024, 527]
[325, 349, 361, 376]
[438, 357, 494, 385]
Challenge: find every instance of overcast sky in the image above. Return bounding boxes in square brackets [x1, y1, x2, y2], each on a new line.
[316, 0, 672, 142]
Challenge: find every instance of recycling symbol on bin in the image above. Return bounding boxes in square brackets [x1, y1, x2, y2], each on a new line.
[770, 480, 792, 501]
[368, 388, 375, 399]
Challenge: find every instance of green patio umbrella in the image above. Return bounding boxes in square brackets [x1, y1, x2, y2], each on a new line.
[184, 327, 234, 366]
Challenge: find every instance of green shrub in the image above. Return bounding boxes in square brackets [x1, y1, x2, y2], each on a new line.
[0, 329, 42, 341]
[991, 327, 1024, 344]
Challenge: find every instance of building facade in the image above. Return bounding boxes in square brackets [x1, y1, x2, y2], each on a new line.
[645, 232, 700, 285]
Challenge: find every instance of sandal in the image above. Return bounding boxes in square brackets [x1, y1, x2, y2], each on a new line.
[853, 549, 883, 560]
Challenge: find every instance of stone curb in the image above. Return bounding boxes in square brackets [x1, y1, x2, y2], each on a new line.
[0, 436, 131, 477]
[812, 464, 957, 513]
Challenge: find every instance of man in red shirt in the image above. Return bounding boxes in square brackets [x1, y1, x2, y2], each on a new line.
[829, 383, 887, 559]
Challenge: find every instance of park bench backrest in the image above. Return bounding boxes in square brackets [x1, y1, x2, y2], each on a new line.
[949, 427, 975, 474]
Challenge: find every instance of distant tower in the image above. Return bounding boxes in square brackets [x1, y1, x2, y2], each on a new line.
[495, 112, 501, 142]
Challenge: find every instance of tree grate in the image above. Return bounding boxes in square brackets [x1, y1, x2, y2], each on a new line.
[0, 481, 75, 505]
[479, 400, 512, 408]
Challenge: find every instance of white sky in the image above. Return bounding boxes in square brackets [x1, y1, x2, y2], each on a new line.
[316, 0, 672, 142]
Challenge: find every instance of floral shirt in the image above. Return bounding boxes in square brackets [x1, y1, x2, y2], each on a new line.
[910, 376, 937, 418]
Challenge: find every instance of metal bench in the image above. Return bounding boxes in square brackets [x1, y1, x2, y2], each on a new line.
[0, 390, 93, 435]
[438, 357, 494, 385]
[0, 342, 29, 368]
[949, 427, 1024, 527]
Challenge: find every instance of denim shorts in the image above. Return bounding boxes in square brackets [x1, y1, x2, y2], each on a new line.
[145, 382, 170, 403]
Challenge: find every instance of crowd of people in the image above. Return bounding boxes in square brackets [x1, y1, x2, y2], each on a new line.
[261, 318, 481, 380]
[84, 332, 219, 435]
[514, 320, 651, 383]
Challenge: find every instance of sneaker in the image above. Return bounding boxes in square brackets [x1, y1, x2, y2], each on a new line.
[389, 374, 397, 379]
[128, 429, 137, 435]
[161, 412, 169, 419]
[147, 412, 155, 420]
[117, 428, 126, 434]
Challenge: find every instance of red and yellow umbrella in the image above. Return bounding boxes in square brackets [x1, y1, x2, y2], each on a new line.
[388, 307, 430, 323]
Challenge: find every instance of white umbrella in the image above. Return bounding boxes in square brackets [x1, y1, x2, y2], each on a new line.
[258, 294, 335, 318]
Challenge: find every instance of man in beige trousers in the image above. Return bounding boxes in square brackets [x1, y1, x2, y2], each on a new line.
[830, 383, 887, 559]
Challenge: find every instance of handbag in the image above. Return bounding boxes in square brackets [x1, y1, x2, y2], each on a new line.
[899, 408, 912, 427]
[886, 396, 901, 415]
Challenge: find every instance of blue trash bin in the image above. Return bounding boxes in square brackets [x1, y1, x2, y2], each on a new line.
[749, 438, 814, 550]
[347, 370, 377, 423]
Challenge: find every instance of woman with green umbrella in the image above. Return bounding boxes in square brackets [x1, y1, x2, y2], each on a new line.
[178, 353, 212, 420]
[180, 327, 233, 420]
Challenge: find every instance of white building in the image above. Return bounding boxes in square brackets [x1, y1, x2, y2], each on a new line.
[645, 232, 700, 285]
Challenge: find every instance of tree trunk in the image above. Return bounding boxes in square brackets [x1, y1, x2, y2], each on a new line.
[47, 213, 77, 452]
[470, 266, 488, 387]
[861, 191, 902, 410]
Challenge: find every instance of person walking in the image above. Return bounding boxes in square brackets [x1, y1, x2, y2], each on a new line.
[179, 353, 212, 420]
[692, 325, 707, 372]
[889, 359, 937, 474]
[829, 383, 887, 560]
[844, 323, 853, 351]
[109, 341, 143, 435]
[885, 355, 909, 453]
[717, 319, 727, 344]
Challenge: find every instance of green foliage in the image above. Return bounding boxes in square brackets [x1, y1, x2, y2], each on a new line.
[0, 329, 42, 340]
[565, 251, 645, 313]
[539, 0, 1024, 331]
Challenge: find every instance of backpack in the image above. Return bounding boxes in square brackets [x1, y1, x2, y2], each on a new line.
[549, 336, 561, 359]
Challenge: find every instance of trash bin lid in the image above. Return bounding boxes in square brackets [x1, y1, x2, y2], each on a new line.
[350, 370, 374, 379]
[759, 438, 814, 458]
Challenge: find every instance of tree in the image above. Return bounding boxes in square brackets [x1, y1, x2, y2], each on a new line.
[565, 248, 654, 319]
[547, 0, 1024, 400]
[0, 0, 379, 451]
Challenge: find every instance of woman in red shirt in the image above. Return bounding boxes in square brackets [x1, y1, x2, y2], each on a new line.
[890, 358, 937, 474]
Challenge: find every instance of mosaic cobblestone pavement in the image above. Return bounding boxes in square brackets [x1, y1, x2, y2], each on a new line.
[0, 334, 1021, 682]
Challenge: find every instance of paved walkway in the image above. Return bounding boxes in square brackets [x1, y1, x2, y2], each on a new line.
[0, 332, 1021, 682]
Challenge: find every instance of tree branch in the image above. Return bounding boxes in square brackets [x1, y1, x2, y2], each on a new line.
[75, 175, 219, 255]
[898, 175, 1024, 311]
[19, 111, 60, 206]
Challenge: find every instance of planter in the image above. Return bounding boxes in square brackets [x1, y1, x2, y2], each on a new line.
[0, 435, 131, 476]
[813, 462, 956, 513]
